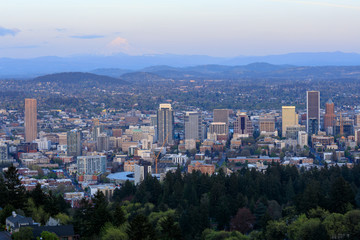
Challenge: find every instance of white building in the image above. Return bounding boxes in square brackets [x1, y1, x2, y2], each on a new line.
[134, 163, 152, 185]
[77, 155, 106, 175]
[298, 131, 308, 148]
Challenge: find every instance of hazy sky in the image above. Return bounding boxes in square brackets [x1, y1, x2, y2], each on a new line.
[1, 0, 360, 58]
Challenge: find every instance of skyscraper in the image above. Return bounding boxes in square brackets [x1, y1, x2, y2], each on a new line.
[184, 111, 203, 141]
[324, 99, 336, 133]
[234, 112, 253, 136]
[67, 129, 82, 157]
[157, 104, 174, 145]
[259, 115, 276, 133]
[307, 91, 320, 134]
[282, 106, 298, 137]
[25, 98, 37, 142]
[213, 109, 229, 133]
[77, 155, 106, 175]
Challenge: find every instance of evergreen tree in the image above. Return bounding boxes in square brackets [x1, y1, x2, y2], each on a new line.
[159, 216, 182, 240]
[31, 183, 46, 207]
[4, 165, 26, 209]
[89, 191, 112, 236]
[330, 177, 355, 213]
[0, 174, 8, 208]
[127, 214, 156, 240]
[113, 204, 126, 226]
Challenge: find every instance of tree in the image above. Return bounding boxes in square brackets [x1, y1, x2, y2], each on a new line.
[0, 204, 15, 225]
[3, 165, 26, 209]
[31, 183, 46, 207]
[330, 177, 355, 213]
[323, 213, 347, 239]
[297, 218, 330, 240]
[344, 210, 360, 239]
[54, 212, 71, 225]
[230, 208, 255, 234]
[12, 227, 34, 240]
[159, 216, 182, 240]
[89, 191, 112, 236]
[101, 224, 128, 240]
[127, 214, 156, 240]
[201, 228, 249, 240]
[0, 175, 8, 207]
[265, 220, 287, 240]
[113, 204, 126, 226]
[38, 231, 58, 240]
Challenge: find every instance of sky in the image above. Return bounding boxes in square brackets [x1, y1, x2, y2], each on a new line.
[1, 0, 360, 58]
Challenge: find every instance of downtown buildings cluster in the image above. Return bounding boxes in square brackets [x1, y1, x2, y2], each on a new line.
[0, 90, 360, 203]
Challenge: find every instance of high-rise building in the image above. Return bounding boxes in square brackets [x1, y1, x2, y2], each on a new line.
[67, 129, 82, 157]
[77, 155, 106, 175]
[234, 112, 253, 136]
[355, 114, 360, 126]
[213, 109, 229, 125]
[298, 131, 308, 148]
[207, 122, 227, 141]
[0, 143, 9, 163]
[134, 161, 152, 185]
[259, 115, 275, 133]
[208, 122, 227, 135]
[157, 104, 174, 145]
[282, 106, 298, 137]
[184, 111, 203, 141]
[112, 129, 122, 138]
[213, 109, 229, 134]
[324, 99, 336, 133]
[25, 98, 37, 142]
[97, 133, 109, 152]
[307, 91, 320, 134]
[286, 125, 306, 139]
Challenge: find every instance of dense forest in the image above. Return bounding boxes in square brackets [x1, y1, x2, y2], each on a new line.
[1, 163, 360, 239]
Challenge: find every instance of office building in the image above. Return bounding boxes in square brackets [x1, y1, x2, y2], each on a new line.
[157, 104, 174, 145]
[208, 122, 227, 135]
[282, 106, 298, 137]
[213, 109, 229, 124]
[213, 109, 229, 132]
[97, 133, 109, 152]
[67, 129, 82, 157]
[259, 115, 275, 133]
[307, 91, 320, 134]
[112, 129, 122, 138]
[184, 111, 203, 141]
[25, 98, 37, 142]
[0, 143, 9, 163]
[134, 161, 152, 185]
[234, 112, 253, 136]
[286, 125, 306, 139]
[355, 114, 360, 126]
[77, 155, 106, 175]
[335, 116, 354, 136]
[324, 99, 336, 133]
[298, 131, 308, 148]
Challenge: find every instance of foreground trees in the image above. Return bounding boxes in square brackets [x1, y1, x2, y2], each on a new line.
[2, 163, 360, 239]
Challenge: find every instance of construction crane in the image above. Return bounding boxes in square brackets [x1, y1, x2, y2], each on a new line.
[155, 133, 169, 174]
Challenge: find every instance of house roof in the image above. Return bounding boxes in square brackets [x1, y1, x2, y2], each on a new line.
[6, 214, 33, 226]
[31, 225, 75, 237]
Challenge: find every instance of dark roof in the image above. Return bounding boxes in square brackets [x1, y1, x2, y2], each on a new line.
[6, 215, 33, 226]
[31, 225, 75, 237]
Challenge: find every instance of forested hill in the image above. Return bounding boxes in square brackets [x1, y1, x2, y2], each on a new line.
[2, 163, 360, 239]
[114, 63, 360, 81]
[33, 72, 129, 86]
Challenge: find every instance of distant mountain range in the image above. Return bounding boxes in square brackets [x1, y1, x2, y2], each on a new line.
[26, 63, 360, 85]
[33, 72, 128, 85]
[1, 51, 360, 78]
